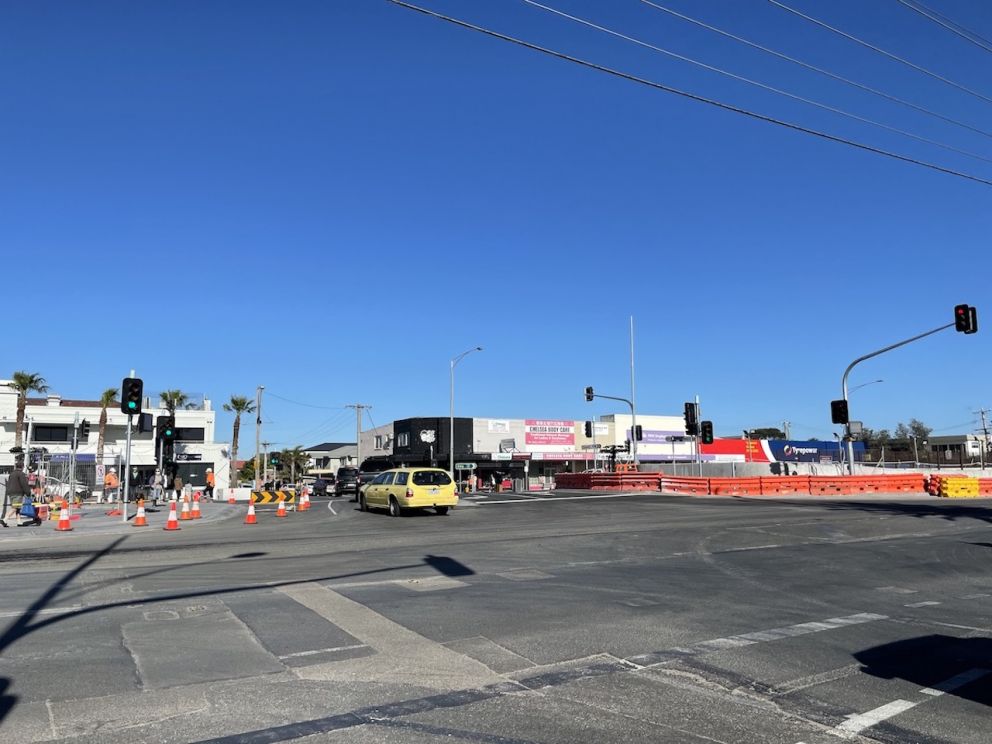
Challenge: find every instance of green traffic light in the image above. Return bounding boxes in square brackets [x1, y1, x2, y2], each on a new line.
[165, 429, 172, 437]
[127, 401, 136, 409]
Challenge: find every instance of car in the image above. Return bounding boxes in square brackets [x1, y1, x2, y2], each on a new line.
[359, 467, 458, 517]
[334, 467, 361, 498]
[311, 477, 328, 496]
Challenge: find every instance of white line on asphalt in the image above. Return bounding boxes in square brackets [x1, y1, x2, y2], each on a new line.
[327, 500, 338, 515]
[835, 668, 991, 736]
[278, 644, 367, 660]
[0, 605, 82, 619]
[904, 601, 941, 608]
[482, 493, 642, 505]
[961, 592, 990, 599]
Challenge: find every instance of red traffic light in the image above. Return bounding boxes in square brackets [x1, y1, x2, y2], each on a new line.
[955, 304, 978, 334]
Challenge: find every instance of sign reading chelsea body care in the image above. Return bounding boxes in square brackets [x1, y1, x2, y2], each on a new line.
[524, 419, 576, 452]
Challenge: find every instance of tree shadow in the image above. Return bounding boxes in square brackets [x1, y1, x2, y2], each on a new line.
[0, 538, 475, 724]
[854, 635, 992, 707]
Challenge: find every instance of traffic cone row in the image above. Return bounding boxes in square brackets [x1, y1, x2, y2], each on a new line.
[133, 499, 148, 527]
[298, 488, 310, 511]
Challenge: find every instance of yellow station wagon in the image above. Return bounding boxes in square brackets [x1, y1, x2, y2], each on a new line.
[359, 467, 458, 517]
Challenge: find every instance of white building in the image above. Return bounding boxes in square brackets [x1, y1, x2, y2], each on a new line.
[0, 382, 231, 493]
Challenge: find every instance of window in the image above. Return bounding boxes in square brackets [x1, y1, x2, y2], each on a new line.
[412, 470, 452, 486]
[175, 427, 205, 442]
[379, 472, 395, 485]
[397, 432, 410, 447]
[32, 425, 70, 442]
[375, 435, 383, 449]
[394, 471, 409, 485]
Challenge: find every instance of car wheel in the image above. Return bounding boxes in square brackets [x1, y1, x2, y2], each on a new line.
[435, 506, 449, 515]
[388, 497, 402, 517]
[359, 494, 368, 512]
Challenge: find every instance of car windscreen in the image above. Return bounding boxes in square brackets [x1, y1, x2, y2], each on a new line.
[412, 470, 452, 486]
[338, 469, 359, 479]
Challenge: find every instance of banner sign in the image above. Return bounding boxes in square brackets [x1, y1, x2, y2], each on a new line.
[525, 420, 575, 446]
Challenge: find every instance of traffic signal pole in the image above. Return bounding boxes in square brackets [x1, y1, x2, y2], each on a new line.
[841, 321, 954, 474]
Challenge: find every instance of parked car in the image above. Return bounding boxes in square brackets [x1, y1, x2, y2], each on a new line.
[359, 468, 458, 517]
[334, 468, 361, 498]
[312, 477, 329, 496]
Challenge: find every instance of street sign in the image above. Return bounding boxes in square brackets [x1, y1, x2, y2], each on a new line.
[666, 435, 687, 442]
[455, 462, 476, 470]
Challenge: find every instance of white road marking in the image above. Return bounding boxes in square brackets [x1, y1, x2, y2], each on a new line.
[904, 600, 941, 608]
[961, 592, 990, 599]
[327, 500, 338, 515]
[835, 668, 991, 736]
[0, 605, 82, 619]
[278, 643, 367, 660]
[482, 493, 642, 505]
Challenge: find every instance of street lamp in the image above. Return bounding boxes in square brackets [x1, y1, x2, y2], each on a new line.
[450, 346, 483, 480]
[849, 379, 884, 394]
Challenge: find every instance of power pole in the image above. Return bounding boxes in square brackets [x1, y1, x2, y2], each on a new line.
[261, 441, 272, 484]
[974, 408, 990, 469]
[347, 404, 370, 471]
[254, 385, 264, 490]
[783, 420, 791, 440]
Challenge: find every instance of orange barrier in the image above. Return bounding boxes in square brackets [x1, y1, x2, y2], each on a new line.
[759, 476, 811, 495]
[808, 476, 854, 496]
[659, 477, 710, 495]
[708, 477, 762, 496]
[979, 478, 992, 496]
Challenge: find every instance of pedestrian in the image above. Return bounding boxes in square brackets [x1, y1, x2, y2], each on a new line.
[204, 468, 215, 500]
[152, 469, 164, 505]
[7, 461, 40, 526]
[173, 473, 183, 501]
[0, 469, 10, 527]
[103, 467, 120, 504]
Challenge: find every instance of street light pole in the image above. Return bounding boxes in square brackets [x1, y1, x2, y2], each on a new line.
[254, 385, 263, 491]
[450, 347, 483, 479]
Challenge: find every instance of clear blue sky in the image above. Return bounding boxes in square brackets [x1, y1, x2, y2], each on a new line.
[2, 0, 989, 449]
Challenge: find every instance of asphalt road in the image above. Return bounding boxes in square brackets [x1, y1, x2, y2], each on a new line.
[0, 491, 990, 743]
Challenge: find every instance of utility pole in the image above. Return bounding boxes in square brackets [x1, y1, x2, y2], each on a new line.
[974, 408, 990, 470]
[347, 404, 370, 472]
[254, 385, 264, 491]
[261, 441, 271, 485]
[629, 316, 639, 468]
[783, 420, 791, 440]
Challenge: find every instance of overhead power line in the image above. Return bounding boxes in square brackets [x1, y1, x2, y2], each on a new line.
[385, 0, 992, 187]
[640, 0, 992, 142]
[894, 0, 992, 54]
[266, 392, 345, 410]
[768, 0, 992, 106]
[522, 0, 992, 166]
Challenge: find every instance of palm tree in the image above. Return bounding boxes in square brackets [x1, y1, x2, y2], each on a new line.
[284, 446, 308, 483]
[159, 390, 189, 414]
[223, 395, 256, 487]
[96, 387, 118, 469]
[8, 371, 48, 450]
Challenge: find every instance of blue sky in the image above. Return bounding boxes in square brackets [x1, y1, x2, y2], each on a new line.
[2, 0, 989, 449]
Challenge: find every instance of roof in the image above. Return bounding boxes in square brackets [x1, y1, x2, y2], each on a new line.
[305, 442, 355, 452]
[26, 398, 104, 408]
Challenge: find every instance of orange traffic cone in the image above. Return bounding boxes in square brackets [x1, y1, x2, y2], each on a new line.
[276, 496, 287, 518]
[164, 501, 181, 531]
[297, 488, 308, 512]
[245, 497, 257, 525]
[179, 495, 192, 521]
[190, 495, 202, 520]
[228, 489, 236, 504]
[54, 502, 73, 532]
[133, 499, 148, 527]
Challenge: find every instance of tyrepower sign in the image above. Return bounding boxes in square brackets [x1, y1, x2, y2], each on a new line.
[525, 419, 575, 450]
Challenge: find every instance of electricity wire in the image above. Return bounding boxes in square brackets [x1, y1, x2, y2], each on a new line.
[385, 0, 992, 187]
[640, 0, 992, 141]
[768, 0, 992, 106]
[894, 0, 992, 54]
[266, 392, 346, 410]
[522, 0, 992, 166]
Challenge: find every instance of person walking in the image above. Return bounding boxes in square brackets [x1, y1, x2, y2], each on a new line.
[0, 469, 10, 527]
[204, 468, 215, 500]
[102, 467, 120, 504]
[173, 473, 183, 501]
[152, 469, 164, 506]
[7, 461, 40, 526]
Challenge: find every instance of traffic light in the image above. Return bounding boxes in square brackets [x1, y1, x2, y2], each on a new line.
[634, 425, 643, 441]
[584, 386, 595, 402]
[79, 420, 90, 440]
[584, 421, 593, 437]
[120, 377, 143, 415]
[700, 421, 714, 445]
[157, 416, 176, 441]
[137, 412, 153, 433]
[954, 304, 978, 334]
[684, 402, 699, 436]
[270, 453, 281, 467]
[830, 399, 849, 425]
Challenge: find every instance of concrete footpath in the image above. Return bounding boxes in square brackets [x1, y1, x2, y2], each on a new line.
[0, 501, 242, 541]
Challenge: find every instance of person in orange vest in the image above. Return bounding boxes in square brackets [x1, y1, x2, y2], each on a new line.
[205, 468, 215, 500]
[102, 468, 120, 504]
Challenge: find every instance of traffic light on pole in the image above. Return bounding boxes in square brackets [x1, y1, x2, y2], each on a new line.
[634, 425, 643, 441]
[955, 304, 978, 334]
[684, 402, 699, 436]
[584, 386, 595, 402]
[830, 399, 849, 425]
[700, 421, 714, 445]
[157, 416, 176, 441]
[120, 377, 143, 416]
[270, 453, 281, 468]
[584, 421, 593, 438]
[79, 420, 91, 440]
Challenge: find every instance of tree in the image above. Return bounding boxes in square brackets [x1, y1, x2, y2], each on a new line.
[750, 427, 786, 439]
[894, 422, 911, 441]
[223, 395, 256, 487]
[8, 371, 48, 450]
[96, 387, 118, 469]
[282, 446, 308, 483]
[159, 390, 189, 414]
[908, 418, 932, 440]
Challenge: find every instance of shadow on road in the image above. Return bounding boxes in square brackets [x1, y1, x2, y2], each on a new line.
[0, 536, 475, 724]
[739, 498, 992, 524]
[854, 634, 992, 706]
